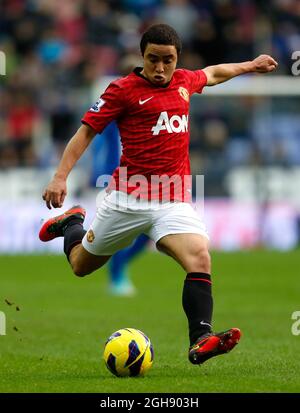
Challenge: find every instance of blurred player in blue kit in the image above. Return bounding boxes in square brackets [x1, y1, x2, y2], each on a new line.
[91, 121, 149, 296]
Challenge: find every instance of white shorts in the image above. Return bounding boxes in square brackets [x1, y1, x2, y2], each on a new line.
[82, 191, 209, 256]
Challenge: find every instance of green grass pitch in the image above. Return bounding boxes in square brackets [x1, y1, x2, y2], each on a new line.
[0, 250, 300, 393]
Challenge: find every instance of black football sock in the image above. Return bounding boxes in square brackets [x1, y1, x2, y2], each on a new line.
[182, 272, 213, 346]
[63, 218, 86, 260]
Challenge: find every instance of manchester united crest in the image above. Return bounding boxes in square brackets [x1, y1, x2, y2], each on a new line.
[178, 87, 189, 102]
[87, 229, 95, 243]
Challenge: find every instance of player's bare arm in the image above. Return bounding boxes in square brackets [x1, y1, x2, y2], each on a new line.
[43, 124, 96, 209]
[203, 54, 278, 86]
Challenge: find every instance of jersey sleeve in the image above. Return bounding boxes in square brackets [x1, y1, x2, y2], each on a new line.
[81, 82, 126, 133]
[185, 69, 208, 95]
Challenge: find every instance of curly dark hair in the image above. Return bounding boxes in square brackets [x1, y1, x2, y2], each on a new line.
[140, 24, 182, 56]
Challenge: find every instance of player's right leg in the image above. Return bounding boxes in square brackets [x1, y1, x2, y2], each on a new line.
[39, 205, 111, 276]
[68, 243, 111, 277]
[39, 196, 150, 277]
[39, 205, 86, 242]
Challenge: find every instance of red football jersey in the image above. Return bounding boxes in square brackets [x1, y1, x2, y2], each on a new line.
[82, 68, 207, 201]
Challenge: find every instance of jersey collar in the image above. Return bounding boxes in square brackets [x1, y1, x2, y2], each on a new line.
[133, 67, 172, 88]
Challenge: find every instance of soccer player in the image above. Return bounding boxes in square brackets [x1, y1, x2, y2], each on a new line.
[39, 24, 278, 365]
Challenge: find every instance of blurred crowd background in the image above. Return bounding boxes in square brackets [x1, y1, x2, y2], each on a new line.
[0, 0, 300, 250]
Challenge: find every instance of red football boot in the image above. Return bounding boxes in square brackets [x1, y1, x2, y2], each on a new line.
[39, 205, 86, 242]
[189, 328, 241, 365]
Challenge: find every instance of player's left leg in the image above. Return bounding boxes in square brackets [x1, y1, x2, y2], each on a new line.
[157, 232, 214, 343]
[157, 232, 241, 365]
[152, 201, 241, 365]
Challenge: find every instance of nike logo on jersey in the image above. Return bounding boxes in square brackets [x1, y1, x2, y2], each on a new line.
[139, 96, 154, 105]
[151, 111, 189, 135]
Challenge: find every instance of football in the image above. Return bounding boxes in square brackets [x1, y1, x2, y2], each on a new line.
[103, 328, 154, 377]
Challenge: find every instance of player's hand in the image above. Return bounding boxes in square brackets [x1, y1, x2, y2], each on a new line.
[252, 54, 278, 73]
[42, 176, 67, 209]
